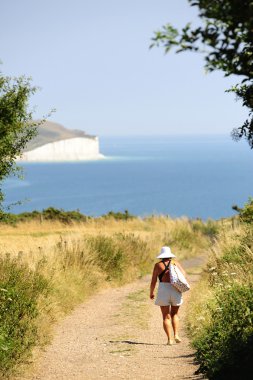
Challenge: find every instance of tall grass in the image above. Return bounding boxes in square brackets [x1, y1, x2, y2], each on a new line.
[187, 222, 253, 379]
[0, 214, 217, 378]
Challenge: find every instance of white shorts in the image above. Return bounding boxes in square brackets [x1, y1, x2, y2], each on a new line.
[155, 282, 183, 307]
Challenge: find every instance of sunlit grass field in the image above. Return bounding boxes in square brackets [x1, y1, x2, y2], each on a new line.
[0, 215, 217, 262]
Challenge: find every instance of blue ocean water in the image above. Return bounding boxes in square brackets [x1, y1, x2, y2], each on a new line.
[3, 135, 253, 220]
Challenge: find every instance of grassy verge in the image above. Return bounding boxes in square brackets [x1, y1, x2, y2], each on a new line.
[0, 212, 217, 378]
[186, 218, 253, 379]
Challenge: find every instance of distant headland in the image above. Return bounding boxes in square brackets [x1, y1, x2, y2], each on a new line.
[18, 121, 105, 162]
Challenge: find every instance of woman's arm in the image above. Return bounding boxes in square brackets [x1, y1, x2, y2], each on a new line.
[150, 264, 158, 299]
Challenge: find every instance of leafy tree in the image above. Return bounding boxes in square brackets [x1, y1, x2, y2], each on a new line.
[151, 0, 253, 148]
[0, 73, 43, 213]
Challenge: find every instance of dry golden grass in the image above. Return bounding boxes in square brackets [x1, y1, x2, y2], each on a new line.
[0, 215, 215, 336]
[3, 215, 206, 271]
[0, 215, 215, 327]
[0, 216, 213, 263]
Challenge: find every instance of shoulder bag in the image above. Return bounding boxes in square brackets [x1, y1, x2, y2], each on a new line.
[169, 262, 190, 293]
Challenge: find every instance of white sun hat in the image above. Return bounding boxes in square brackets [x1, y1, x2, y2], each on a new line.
[157, 246, 176, 259]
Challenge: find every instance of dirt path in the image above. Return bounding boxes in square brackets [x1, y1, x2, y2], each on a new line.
[19, 257, 206, 380]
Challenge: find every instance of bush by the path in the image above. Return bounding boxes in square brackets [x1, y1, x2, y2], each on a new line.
[188, 219, 253, 379]
[0, 257, 49, 377]
[194, 283, 253, 379]
[232, 197, 253, 224]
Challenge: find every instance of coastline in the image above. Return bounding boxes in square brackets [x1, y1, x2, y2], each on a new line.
[16, 153, 105, 163]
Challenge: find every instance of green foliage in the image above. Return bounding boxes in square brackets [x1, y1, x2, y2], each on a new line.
[190, 222, 253, 379]
[0, 212, 19, 225]
[0, 208, 137, 225]
[0, 207, 90, 225]
[151, 0, 253, 148]
[194, 283, 253, 379]
[0, 73, 42, 212]
[232, 197, 253, 224]
[41, 207, 89, 224]
[0, 256, 49, 376]
[102, 210, 135, 220]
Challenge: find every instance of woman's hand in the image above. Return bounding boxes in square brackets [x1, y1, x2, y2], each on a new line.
[150, 293, 155, 300]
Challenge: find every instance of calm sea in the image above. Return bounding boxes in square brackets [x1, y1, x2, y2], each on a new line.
[3, 135, 253, 220]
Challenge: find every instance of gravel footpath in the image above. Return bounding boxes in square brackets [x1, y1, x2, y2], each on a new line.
[17, 257, 206, 380]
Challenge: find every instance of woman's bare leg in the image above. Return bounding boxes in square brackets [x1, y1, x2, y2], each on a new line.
[171, 305, 181, 342]
[160, 306, 173, 344]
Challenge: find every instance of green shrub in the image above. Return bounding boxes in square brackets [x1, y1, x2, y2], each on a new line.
[102, 210, 135, 220]
[0, 207, 90, 225]
[39, 207, 89, 224]
[232, 197, 253, 224]
[0, 256, 49, 376]
[0, 212, 19, 225]
[193, 283, 253, 380]
[0, 208, 137, 225]
[190, 224, 253, 379]
[18, 210, 41, 222]
[220, 245, 253, 266]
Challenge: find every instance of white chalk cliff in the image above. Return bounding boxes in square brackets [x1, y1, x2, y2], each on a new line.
[18, 136, 105, 162]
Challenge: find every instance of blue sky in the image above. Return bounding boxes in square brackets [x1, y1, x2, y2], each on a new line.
[1, 0, 248, 136]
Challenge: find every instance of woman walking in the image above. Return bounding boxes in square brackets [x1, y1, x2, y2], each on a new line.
[150, 246, 187, 345]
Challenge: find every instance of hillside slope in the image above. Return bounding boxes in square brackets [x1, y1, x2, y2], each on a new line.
[25, 121, 95, 151]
